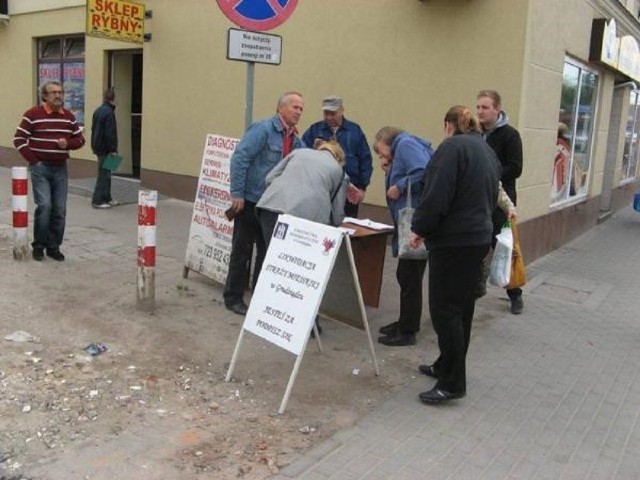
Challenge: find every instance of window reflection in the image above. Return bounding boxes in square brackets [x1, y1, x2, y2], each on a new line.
[552, 59, 599, 204]
[622, 90, 640, 182]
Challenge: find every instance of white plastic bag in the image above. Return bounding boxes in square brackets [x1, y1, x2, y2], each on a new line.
[489, 223, 513, 287]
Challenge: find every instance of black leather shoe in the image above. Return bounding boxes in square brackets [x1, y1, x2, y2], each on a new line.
[32, 248, 44, 261]
[46, 249, 65, 261]
[378, 321, 399, 335]
[510, 295, 524, 315]
[378, 332, 416, 347]
[418, 364, 438, 379]
[419, 387, 465, 404]
[227, 302, 248, 315]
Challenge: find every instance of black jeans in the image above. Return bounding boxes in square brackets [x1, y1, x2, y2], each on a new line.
[223, 201, 266, 307]
[396, 258, 428, 334]
[428, 244, 490, 394]
[92, 155, 113, 205]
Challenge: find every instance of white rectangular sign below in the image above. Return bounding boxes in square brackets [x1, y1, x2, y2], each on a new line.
[227, 28, 282, 65]
[243, 214, 343, 355]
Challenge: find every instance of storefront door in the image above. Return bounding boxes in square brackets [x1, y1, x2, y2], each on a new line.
[109, 50, 143, 178]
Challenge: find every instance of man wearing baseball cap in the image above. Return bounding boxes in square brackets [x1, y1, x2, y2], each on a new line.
[303, 96, 373, 217]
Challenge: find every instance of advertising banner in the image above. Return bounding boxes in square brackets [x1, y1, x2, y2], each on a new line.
[86, 0, 145, 44]
[184, 134, 239, 284]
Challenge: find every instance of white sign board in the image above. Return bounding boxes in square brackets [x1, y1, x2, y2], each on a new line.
[243, 214, 343, 355]
[227, 28, 282, 65]
[184, 134, 239, 284]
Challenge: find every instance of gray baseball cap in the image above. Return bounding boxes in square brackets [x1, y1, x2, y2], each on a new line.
[322, 95, 343, 111]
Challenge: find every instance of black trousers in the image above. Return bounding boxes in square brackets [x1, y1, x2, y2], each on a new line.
[256, 207, 279, 250]
[428, 244, 490, 394]
[396, 258, 428, 334]
[223, 201, 266, 307]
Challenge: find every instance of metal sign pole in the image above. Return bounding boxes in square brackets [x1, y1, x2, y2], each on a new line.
[245, 62, 255, 130]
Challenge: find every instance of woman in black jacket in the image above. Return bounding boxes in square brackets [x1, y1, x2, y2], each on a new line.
[410, 105, 501, 404]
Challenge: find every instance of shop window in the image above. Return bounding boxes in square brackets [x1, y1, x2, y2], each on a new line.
[621, 90, 640, 183]
[37, 36, 85, 124]
[552, 58, 599, 205]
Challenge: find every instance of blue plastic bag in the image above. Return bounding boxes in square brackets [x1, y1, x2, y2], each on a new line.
[634, 193, 640, 212]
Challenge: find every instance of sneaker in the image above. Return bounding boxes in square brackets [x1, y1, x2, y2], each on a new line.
[32, 248, 44, 261]
[92, 203, 112, 209]
[108, 199, 120, 206]
[46, 249, 65, 261]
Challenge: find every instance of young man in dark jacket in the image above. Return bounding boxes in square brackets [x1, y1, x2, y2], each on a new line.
[91, 89, 118, 208]
[477, 90, 524, 314]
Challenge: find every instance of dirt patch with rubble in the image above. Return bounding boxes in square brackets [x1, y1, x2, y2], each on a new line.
[0, 227, 441, 480]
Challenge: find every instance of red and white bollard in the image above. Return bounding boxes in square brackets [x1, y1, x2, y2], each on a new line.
[137, 189, 157, 310]
[12, 166, 29, 261]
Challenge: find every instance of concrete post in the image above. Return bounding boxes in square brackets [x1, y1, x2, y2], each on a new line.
[12, 167, 29, 261]
[137, 189, 157, 311]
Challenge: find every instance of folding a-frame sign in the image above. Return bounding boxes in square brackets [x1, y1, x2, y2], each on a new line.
[225, 214, 379, 414]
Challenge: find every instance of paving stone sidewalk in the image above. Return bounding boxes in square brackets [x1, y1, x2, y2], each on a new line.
[274, 208, 640, 480]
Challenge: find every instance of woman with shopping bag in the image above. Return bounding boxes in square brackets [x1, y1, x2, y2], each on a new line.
[372, 127, 434, 347]
[409, 105, 501, 404]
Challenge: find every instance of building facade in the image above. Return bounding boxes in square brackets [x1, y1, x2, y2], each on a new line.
[1, 0, 639, 262]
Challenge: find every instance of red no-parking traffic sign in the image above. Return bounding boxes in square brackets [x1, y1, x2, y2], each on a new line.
[216, 0, 298, 31]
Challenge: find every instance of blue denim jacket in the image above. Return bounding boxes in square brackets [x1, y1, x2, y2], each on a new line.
[230, 115, 303, 203]
[302, 117, 373, 190]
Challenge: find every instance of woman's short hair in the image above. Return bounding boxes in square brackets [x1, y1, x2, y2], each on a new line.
[373, 126, 404, 153]
[444, 105, 481, 134]
[317, 140, 345, 164]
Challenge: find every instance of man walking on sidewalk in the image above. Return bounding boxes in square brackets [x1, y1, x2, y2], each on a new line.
[13, 81, 86, 262]
[91, 88, 119, 209]
[223, 91, 304, 315]
[476, 89, 524, 314]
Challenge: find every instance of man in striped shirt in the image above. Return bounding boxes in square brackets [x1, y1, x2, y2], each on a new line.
[13, 81, 86, 261]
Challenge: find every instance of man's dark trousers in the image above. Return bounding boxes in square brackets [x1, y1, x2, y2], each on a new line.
[223, 201, 266, 307]
[92, 155, 112, 205]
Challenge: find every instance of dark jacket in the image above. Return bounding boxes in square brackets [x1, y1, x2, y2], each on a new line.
[412, 132, 500, 250]
[484, 112, 522, 204]
[302, 117, 373, 190]
[91, 102, 118, 156]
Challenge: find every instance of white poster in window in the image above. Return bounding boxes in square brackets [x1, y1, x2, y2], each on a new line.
[184, 134, 239, 284]
[243, 214, 343, 355]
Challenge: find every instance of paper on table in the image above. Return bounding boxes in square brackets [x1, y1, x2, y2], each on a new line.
[343, 217, 394, 231]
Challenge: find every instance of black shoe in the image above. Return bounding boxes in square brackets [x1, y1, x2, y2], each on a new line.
[32, 248, 44, 261]
[510, 295, 524, 315]
[419, 387, 465, 404]
[378, 332, 416, 347]
[46, 249, 65, 261]
[379, 321, 399, 335]
[226, 302, 248, 315]
[418, 364, 438, 379]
